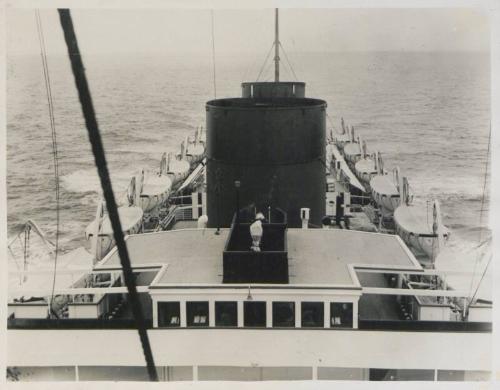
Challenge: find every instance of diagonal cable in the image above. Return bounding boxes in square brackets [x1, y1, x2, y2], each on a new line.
[57, 9, 158, 381]
[35, 10, 61, 313]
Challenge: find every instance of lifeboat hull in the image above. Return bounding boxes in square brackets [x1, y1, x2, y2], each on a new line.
[370, 175, 400, 214]
[394, 205, 449, 261]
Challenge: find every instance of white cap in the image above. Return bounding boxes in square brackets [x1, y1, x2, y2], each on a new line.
[255, 212, 265, 220]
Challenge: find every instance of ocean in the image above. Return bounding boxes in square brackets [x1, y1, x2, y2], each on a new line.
[6, 51, 490, 268]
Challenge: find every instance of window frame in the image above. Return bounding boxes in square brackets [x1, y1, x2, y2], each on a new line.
[157, 301, 181, 328]
[301, 301, 324, 328]
[272, 301, 295, 328]
[330, 302, 354, 328]
[186, 301, 210, 327]
[244, 301, 267, 327]
[215, 301, 238, 327]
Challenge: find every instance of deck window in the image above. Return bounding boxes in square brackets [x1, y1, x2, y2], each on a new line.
[244, 301, 266, 327]
[215, 301, 237, 327]
[186, 301, 209, 327]
[272, 302, 295, 327]
[301, 302, 324, 327]
[331, 302, 353, 328]
[158, 302, 180, 327]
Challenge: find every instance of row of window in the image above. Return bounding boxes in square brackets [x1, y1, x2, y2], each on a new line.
[158, 301, 353, 328]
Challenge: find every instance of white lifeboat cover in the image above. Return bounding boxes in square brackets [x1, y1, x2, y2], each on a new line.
[355, 158, 377, 174]
[187, 143, 205, 156]
[335, 134, 350, 143]
[370, 174, 398, 196]
[343, 142, 361, 157]
[141, 173, 172, 197]
[394, 205, 434, 235]
[87, 206, 143, 236]
[168, 159, 190, 175]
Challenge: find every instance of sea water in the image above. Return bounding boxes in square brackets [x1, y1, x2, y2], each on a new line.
[6, 51, 490, 275]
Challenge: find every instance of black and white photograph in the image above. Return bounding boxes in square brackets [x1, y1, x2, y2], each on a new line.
[2, 0, 498, 386]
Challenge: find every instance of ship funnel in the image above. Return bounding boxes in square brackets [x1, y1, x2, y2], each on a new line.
[341, 117, 345, 134]
[206, 97, 326, 228]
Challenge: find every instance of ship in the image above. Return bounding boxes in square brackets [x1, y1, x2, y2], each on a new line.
[7, 9, 492, 383]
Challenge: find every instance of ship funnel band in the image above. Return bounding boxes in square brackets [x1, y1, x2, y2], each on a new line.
[206, 97, 326, 111]
[241, 81, 306, 98]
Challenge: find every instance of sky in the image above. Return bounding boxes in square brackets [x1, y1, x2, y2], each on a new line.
[6, 8, 490, 57]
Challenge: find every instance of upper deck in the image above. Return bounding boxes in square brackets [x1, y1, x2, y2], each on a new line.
[96, 227, 422, 287]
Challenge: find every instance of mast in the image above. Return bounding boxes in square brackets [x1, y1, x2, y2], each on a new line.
[274, 8, 280, 82]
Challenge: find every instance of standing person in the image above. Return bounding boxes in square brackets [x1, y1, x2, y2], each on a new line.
[250, 212, 265, 252]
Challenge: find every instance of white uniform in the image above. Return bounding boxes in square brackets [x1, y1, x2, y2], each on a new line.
[250, 219, 263, 252]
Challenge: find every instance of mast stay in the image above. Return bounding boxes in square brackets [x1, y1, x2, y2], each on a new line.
[274, 8, 280, 82]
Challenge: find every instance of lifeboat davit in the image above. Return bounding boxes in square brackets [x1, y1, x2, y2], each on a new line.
[85, 202, 143, 261]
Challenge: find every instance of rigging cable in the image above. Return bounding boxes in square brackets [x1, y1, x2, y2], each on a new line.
[256, 42, 275, 82]
[469, 253, 492, 306]
[287, 37, 343, 135]
[467, 122, 491, 306]
[210, 10, 217, 99]
[278, 42, 298, 81]
[35, 10, 60, 315]
[57, 9, 158, 381]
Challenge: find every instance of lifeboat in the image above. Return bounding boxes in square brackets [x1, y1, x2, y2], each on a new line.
[343, 141, 362, 165]
[333, 118, 352, 151]
[355, 157, 378, 189]
[138, 169, 172, 213]
[85, 201, 143, 261]
[343, 132, 364, 166]
[370, 166, 400, 215]
[354, 143, 378, 189]
[394, 184, 450, 263]
[165, 149, 190, 184]
[394, 202, 450, 263]
[186, 134, 205, 165]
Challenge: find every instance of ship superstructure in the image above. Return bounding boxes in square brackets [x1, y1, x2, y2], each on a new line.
[7, 9, 492, 383]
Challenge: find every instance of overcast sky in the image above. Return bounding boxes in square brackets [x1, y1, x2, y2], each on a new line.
[7, 8, 490, 57]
